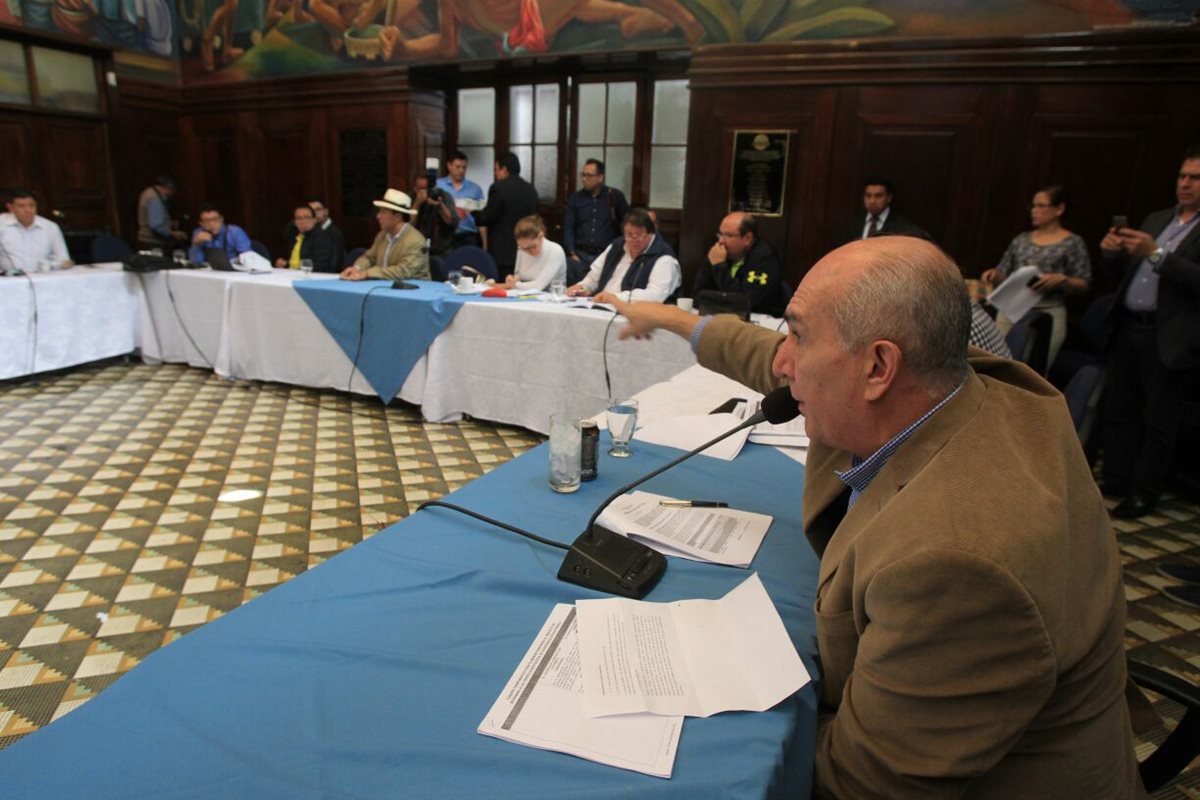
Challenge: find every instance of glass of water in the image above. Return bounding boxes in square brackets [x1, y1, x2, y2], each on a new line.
[548, 413, 582, 493]
[447, 269, 462, 289]
[550, 279, 566, 302]
[299, 258, 314, 278]
[606, 399, 639, 458]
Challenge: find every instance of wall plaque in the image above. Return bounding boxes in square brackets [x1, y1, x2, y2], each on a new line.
[729, 131, 789, 217]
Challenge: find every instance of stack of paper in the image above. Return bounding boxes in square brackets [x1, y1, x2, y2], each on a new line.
[478, 574, 810, 778]
[596, 490, 772, 567]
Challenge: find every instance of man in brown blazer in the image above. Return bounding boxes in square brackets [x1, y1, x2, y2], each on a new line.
[610, 236, 1142, 798]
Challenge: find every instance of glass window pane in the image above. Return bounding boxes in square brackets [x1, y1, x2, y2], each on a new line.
[534, 145, 557, 203]
[649, 146, 686, 209]
[606, 82, 636, 145]
[605, 146, 634, 199]
[461, 146, 494, 193]
[511, 145, 533, 185]
[0, 41, 30, 106]
[577, 84, 605, 145]
[458, 88, 495, 145]
[509, 85, 532, 144]
[31, 47, 98, 114]
[535, 84, 559, 143]
[575, 145, 604, 193]
[652, 80, 689, 145]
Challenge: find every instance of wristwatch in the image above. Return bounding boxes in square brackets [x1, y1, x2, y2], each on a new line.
[1148, 247, 1166, 270]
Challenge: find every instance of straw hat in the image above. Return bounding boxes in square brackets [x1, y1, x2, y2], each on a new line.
[373, 188, 418, 216]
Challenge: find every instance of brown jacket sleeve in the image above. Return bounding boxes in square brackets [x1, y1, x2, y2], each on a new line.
[695, 314, 788, 395]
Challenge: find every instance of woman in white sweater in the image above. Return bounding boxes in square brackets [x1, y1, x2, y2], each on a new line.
[504, 215, 567, 292]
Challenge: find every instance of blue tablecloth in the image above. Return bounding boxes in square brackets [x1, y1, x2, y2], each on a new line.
[1, 439, 819, 799]
[293, 280, 515, 403]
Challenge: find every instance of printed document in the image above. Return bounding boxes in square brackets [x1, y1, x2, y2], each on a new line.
[596, 490, 771, 567]
[478, 604, 682, 778]
[576, 573, 809, 718]
[986, 265, 1041, 323]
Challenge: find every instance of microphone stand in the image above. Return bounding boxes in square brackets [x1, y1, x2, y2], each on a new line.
[557, 402, 777, 599]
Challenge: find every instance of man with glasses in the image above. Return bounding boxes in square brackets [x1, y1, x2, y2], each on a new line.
[563, 158, 629, 283]
[275, 204, 334, 272]
[188, 204, 251, 265]
[566, 207, 680, 303]
[692, 211, 785, 316]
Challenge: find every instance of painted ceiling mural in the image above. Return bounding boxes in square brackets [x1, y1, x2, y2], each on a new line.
[1, 0, 1197, 82]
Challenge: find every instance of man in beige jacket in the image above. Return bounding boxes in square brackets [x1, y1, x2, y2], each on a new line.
[610, 237, 1142, 798]
[340, 188, 430, 282]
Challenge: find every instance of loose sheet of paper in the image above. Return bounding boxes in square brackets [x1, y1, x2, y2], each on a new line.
[596, 490, 772, 567]
[576, 573, 810, 719]
[632, 412, 751, 461]
[986, 265, 1041, 323]
[478, 604, 682, 778]
[748, 413, 809, 449]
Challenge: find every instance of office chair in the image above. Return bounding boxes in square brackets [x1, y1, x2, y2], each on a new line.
[1127, 656, 1200, 792]
[443, 246, 497, 281]
[90, 234, 133, 263]
[250, 240, 270, 259]
[1005, 310, 1053, 376]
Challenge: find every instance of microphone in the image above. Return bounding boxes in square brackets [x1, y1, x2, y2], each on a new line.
[557, 386, 800, 598]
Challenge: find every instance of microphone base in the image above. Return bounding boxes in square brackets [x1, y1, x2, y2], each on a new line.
[558, 526, 667, 599]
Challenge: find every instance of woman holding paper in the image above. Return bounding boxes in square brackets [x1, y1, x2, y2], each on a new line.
[981, 185, 1091, 366]
[503, 216, 567, 292]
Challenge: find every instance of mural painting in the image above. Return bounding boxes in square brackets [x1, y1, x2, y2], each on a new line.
[2, 0, 1197, 82]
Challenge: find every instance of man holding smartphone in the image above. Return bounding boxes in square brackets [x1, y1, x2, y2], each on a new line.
[1099, 146, 1200, 519]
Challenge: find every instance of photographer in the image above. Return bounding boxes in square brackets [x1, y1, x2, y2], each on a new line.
[412, 171, 458, 257]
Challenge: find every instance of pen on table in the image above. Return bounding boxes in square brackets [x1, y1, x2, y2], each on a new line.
[659, 500, 728, 508]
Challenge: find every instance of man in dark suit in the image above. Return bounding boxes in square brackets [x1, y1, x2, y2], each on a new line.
[1100, 146, 1200, 519]
[275, 204, 334, 272]
[308, 196, 346, 268]
[473, 151, 539, 278]
[840, 178, 930, 246]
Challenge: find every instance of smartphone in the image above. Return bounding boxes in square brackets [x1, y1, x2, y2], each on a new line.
[1112, 214, 1128, 230]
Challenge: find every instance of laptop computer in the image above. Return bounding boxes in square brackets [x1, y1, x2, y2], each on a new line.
[204, 247, 236, 271]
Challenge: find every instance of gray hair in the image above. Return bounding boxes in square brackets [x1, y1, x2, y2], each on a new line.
[827, 239, 971, 396]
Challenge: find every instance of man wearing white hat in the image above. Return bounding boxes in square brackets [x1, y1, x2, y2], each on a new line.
[340, 189, 430, 281]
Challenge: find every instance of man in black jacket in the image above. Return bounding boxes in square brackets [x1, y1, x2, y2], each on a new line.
[275, 204, 334, 273]
[1100, 146, 1200, 519]
[472, 151, 539, 278]
[692, 211, 785, 316]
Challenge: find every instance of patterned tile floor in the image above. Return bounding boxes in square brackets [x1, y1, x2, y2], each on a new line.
[3, 361, 1200, 794]
[0, 361, 541, 750]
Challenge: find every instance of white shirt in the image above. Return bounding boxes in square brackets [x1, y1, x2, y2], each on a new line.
[0, 213, 69, 275]
[861, 206, 891, 240]
[513, 239, 567, 291]
[578, 235, 681, 303]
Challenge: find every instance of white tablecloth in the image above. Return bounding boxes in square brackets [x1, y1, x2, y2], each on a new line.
[0, 267, 140, 381]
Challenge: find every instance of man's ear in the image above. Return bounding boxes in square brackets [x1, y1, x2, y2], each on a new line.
[863, 339, 902, 402]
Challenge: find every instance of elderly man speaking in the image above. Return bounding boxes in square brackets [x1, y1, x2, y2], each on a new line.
[610, 236, 1141, 798]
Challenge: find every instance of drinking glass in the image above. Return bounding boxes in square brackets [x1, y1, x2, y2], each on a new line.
[172, 250, 188, 268]
[550, 279, 566, 302]
[299, 258, 314, 279]
[548, 413, 582, 493]
[606, 400, 639, 458]
[447, 269, 462, 289]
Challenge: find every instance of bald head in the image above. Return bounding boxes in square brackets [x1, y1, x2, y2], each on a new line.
[718, 211, 757, 260]
[802, 236, 970, 396]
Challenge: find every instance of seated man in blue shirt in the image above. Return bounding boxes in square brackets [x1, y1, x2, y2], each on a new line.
[188, 204, 252, 264]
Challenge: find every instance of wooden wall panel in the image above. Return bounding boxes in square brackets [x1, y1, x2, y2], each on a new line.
[0, 116, 34, 193]
[42, 119, 115, 230]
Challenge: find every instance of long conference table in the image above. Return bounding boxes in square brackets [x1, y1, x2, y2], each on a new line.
[1, 365, 821, 798]
[2, 266, 704, 434]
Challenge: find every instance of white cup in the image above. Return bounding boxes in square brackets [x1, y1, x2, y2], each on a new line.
[677, 297, 694, 313]
[458, 275, 473, 290]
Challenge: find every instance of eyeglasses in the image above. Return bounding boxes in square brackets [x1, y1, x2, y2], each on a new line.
[580, 172, 600, 178]
[517, 239, 541, 252]
[623, 229, 649, 242]
[716, 230, 741, 239]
